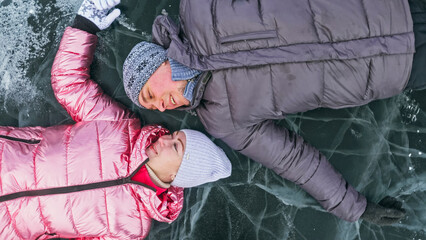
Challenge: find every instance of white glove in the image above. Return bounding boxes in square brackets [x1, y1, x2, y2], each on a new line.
[78, 0, 121, 30]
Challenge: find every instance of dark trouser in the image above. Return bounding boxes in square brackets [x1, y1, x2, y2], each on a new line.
[407, 0, 426, 90]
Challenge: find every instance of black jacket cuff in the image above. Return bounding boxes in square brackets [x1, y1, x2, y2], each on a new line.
[72, 15, 101, 35]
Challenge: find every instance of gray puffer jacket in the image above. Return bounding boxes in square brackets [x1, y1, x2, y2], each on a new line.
[152, 0, 414, 222]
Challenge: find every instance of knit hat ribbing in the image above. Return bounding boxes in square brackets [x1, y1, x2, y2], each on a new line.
[123, 42, 167, 108]
[171, 129, 232, 188]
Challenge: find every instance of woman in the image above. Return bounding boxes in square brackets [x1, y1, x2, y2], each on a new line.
[0, 0, 231, 239]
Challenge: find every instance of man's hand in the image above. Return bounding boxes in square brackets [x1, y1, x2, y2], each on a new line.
[360, 196, 406, 226]
[78, 0, 121, 30]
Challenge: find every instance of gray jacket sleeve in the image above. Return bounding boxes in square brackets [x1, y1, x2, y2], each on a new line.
[218, 120, 367, 222]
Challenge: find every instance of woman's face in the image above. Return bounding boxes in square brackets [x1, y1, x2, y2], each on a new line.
[146, 131, 186, 183]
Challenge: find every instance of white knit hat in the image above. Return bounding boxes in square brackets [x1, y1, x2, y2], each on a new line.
[171, 129, 232, 188]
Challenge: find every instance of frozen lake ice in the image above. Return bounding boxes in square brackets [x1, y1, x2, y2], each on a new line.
[0, 0, 425, 239]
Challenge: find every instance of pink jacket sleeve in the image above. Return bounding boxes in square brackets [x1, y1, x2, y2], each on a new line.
[51, 27, 135, 122]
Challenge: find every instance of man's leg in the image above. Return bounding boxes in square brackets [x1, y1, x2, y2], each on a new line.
[407, 0, 426, 90]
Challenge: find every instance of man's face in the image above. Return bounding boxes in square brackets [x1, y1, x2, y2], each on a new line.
[138, 60, 190, 111]
[146, 131, 186, 183]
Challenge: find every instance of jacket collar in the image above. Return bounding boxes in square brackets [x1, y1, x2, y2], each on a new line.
[151, 15, 209, 110]
[177, 71, 212, 111]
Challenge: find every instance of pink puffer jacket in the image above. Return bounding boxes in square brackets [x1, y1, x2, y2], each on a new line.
[0, 27, 184, 240]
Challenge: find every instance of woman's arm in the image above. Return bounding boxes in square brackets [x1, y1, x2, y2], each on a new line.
[50, 0, 133, 122]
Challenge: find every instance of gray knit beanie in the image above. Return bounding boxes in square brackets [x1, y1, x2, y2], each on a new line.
[171, 129, 232, 188]
[123, 42, 167, 108]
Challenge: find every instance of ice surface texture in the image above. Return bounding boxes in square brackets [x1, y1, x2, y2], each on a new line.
[0, 1, 424, 239]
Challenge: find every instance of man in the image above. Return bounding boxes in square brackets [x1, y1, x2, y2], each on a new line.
[121, 0, 422, 225]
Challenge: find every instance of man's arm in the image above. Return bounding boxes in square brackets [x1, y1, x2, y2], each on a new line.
[217, 120, 367, 222]
[214, 119, 405, 224]
[50, 0, 133, 122]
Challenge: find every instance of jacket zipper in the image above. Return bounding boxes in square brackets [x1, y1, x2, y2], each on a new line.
[0, 159, 155, 203]
[0, 135, 41, 144]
